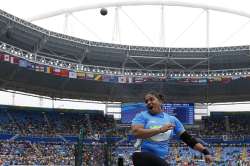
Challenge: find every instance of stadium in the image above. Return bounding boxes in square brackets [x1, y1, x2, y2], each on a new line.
[0, 0, 250, 165]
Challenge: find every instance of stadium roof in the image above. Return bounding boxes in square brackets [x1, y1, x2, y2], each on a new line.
[2, 0, 250, 48]
[1, 0, 250, 103]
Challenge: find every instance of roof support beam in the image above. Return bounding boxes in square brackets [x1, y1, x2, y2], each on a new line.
[188, 59, 209, 70]
[122, 52, 129, 73]
[0, 21, 13, 37]
[33, 35, 48, 53]
[146, 58, 166, 69]
[169, 59, 187, 70]
[128, 56, 146, 70]
[79, 48, 88, 63]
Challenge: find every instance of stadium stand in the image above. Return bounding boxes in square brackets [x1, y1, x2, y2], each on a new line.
[0, 105, 249, 165]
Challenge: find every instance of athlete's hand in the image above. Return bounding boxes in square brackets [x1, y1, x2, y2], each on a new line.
[204, 155, 213, 163]
[159, 124, 175, 133]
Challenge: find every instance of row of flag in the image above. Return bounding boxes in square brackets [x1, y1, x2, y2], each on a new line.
[0, 53, 135, 83]
[0, 53, 249, 84]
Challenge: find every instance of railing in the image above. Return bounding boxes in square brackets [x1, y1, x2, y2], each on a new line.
[1, 41, 250, 79]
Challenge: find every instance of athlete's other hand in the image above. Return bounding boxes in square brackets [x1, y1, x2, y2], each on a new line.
[159, 124, 175, 133]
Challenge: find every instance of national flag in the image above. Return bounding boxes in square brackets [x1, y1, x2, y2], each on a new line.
[108, 75, 118, 83]
[94, 74, 102, 81]
[232, 76, 241, 80]
[53, 68, 61, 76]
[45, 66, 53, 74]
[102, 75, 111, 82]
[134, 77, 144, 83]
[208, 78, 214, 84]
[35, 64, 40, 72]
[102, 75, 118, 82]
[10, 56, 19, 64]
[60, 69, 69, 77]
[35, 64, 45, 72]
[69, 71, 77, 79]
[39, 65, 45, 72]
[0, 54, 4, 61]
[85, 73, 94, 80]
[213, 77, 222, 82]
[77, 72, 85, 79]
[128, 77, 134, 83]
[118, 76, 127, 83]
[142, 76, 153, 82]
[198, 78, 208, 85]
[19, 59, 28, 68]
[246, 75, 250, 80]
[4, 54, 9, 62]
[187, 78, 198, 83]
[27, 62, 35, 70]
[159, 77, 166, 81]
[221, 77, 232, 84]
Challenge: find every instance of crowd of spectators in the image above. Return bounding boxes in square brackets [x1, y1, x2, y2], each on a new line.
[0, 109, 116, 138]
[1, 108, 250, 139]
[200, 114, 250, 140]
[0, 141, 249, 166]
[0, 141, 109, 166]
[0, 108, 250, 165]
[111, 143, 250, 166]
[0, 141, 74, 165]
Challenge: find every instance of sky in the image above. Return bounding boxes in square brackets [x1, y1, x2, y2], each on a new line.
[2, 0, 250, 47]
[1, 0, 250, 115]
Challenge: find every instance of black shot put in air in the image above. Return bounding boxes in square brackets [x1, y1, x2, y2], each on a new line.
[100, 8, 108, 16]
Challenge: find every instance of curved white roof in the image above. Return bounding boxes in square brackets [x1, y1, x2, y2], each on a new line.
[2, 0, 250, 47]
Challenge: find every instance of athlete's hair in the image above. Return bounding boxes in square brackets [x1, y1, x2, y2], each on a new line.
[145, 91, 165, 103]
